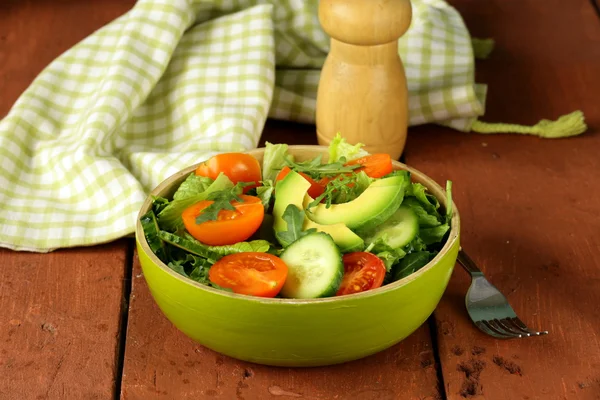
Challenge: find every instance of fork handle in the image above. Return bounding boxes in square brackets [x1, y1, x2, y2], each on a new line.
[457, 250, 484, 277]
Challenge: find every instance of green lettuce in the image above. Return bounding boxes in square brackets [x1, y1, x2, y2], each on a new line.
[262, 142, 292, 181]
[162, 231, 270, 260]
[256, 179, 274, 211]
[172, 174, 213, 201]
[328, 133, 369, 162]
[375, 248, 407, 271]
[402, 197, 442, 227]
[419, 224, 450, 245]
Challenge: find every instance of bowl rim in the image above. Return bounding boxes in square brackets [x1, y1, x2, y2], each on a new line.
[136, 145, 460, 304]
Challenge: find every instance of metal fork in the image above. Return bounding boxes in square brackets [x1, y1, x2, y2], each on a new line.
[457, 250, 549, 339]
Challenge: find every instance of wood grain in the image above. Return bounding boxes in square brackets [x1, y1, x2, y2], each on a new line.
[405, 0, 600, 398]
[0, 2, 135, 399]
[0, 241, 130, 399]
[121, 239, 441, 400]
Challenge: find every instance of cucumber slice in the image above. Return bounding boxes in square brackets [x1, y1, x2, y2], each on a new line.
[279, 232, 343, 299]
[362, 205, 419, 250]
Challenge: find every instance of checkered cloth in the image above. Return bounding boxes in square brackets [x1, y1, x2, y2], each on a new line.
[0, 0, 486, 252]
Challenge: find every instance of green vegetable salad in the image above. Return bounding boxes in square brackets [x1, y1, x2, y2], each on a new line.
[140, 134, 453, 299]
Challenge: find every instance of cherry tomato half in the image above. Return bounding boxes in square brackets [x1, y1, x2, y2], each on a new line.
[182, 195, 264, 246]
[209, 252, 288, 297]
[345, 154, 393, 178]
[336, 252, 387, 296]
[196, 153, 261, 193]
[276, 166, 326, 199]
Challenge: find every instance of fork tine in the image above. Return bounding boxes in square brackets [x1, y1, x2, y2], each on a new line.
[495, 319, 530, 337]
[475, 321, 515, 339]
[507, 317, 549, 336]
[475, 321, 510, 339]
[484, 320, 522, 338]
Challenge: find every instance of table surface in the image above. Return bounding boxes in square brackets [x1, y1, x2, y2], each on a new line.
[1, 1, 599, 399]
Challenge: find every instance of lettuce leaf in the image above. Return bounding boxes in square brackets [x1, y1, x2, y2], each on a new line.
[151, 196, 170, 215]
[262, 142, 292, 181]
[256, 179, 275, 211]
[157, 173, 233, 231]
[402, 197, 442, 227]
[406, 183, 440, 216]
[375, 248, 407, 272]
[161, 231, 270, 260]
[184, 234, 271, 257]
[173, 174, 213, 201]
[328, 133, 369, 163]
[419, 224, 450, 245]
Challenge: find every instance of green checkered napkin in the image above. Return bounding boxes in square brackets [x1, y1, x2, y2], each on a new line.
[0, 0, 586, 252]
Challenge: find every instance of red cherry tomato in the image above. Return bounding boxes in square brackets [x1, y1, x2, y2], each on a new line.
[196, 153, 261, 193]
[345, 154, 393, 178]
[336, 252, 387, 296]
[209, 252, 288, 298]
[182, 195, 264, 246]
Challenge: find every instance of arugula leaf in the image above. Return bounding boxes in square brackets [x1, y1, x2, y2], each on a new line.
[157, 173, 233, 231]
[256, 180, 274, 211]
[328, 132, 368, 163]
[330, 171, 373, 205]
[194, 182, 247, 224]
[262, 142, 292, 181]
[275, 204, 316, 246]
[392, 251, 435, 281]
[173, 174, 214, 201]
[402, 197, 442, 227]
[285, 155, 360, 180]
[419, 224, 450, 245]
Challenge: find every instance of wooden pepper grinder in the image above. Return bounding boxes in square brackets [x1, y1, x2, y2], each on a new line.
[316, 0, 412, 160]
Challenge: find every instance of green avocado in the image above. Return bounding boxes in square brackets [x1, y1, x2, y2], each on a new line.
[273, 170, 364, 252]
[304, 174, 408, 231]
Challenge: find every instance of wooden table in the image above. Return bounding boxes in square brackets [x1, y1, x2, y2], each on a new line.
[1, 1, 599, 399]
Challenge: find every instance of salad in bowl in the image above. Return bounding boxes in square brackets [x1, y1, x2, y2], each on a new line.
[140, 134, 454, 300]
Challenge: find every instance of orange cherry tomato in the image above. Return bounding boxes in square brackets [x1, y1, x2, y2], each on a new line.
[275, 166, 326, 199]
[345, 154, 393, 178]
[182, 195, 264, 246]
[196, 153, 262, 193]
[336, 252, 387, 296]
[208, 252, 288, 297]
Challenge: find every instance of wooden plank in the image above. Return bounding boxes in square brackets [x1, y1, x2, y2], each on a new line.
[406, 0, 600, 398]
[0, 241, 130, 399]
[120, 120, 442, 400]
[0, 1, 135, 399]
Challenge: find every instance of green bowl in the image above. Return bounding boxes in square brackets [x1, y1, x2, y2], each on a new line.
[135, 145, 460, 367]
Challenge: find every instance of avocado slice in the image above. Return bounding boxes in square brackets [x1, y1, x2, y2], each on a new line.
[304, 174, 408, 231]
[273, 170, 364, 252]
